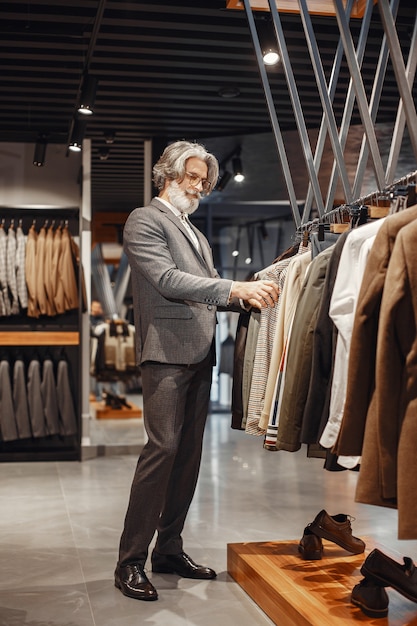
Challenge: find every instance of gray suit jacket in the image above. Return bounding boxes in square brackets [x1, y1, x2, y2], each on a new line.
[124, 198, 234, 366]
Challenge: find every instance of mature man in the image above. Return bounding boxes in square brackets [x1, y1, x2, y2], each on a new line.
[115, 140, 279, 601]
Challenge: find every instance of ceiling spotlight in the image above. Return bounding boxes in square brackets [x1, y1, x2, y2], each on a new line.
[263, 49, 280, 66]
[104, 130, 115, 144]
[215, 170, 232, 192]
[33, 133, 48, 167]
[99, 148, 110, 161]
[68, 119, 87, 152]
[218, 85, 241, 99]
[78, 74, 98, 116]
[260, 222, 269, 239]
[233, 155, 244, 183]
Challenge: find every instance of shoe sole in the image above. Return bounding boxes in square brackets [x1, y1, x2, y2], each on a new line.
[360, 566, 417, 604]
[309, 523, 364, 554]
[351, 596, 388, 618]
[114, 579, 158, 601]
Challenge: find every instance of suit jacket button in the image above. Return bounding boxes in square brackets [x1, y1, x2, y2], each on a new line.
[207, 304, 213, 310]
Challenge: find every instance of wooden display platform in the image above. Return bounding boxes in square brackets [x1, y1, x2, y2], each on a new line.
[91, 400, 142, 419]
[227, 539, 417, 625]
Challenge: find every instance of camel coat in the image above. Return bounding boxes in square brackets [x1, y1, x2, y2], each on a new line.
[355, 217, 417, 539]
[335, 205, 417, 457]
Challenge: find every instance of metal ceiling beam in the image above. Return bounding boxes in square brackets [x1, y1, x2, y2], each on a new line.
[385, 14, 417, 185]
[378, 0, 417, 162]
[298, 0, 353, 216]
[268, 0, 325, 217]
[301, 0, 354, 223]
[351, 0, 399, 199]
[243, 0, 301, 228]
[333, 0, 385, 191]
[323, 0, 374, 212]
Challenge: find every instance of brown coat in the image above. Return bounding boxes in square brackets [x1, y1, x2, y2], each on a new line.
[335, 205, 417, 456]
[25, 225, 38, 318]
[58, 226, 79, 312]
[355, 217, 417, 539]
[44, 224, 57, 316]
[35, 226, 48, 316]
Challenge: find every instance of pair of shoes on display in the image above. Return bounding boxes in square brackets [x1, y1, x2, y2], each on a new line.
[351, 548, 417, 618]
[115, 552, 216, 601]
[102, 388, 132, 410]
[298, 509, 366, 560]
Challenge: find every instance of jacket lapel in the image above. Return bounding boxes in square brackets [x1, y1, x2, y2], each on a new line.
[151, 198, 213, 270]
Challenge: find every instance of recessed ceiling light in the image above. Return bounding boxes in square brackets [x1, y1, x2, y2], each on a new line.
[218, 85, 241, 99]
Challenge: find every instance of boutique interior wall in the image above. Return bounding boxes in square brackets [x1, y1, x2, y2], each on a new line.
[0, 139, 93, 452]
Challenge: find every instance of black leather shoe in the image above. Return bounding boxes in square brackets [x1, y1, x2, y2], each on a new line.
[298, 524, 323, 560]
[351, 577, 389, 618]
[151, 551, 217, 579]
[115, 563, 158, 601]
[309, 509, 365, 554]
[361, 548, 417, 604]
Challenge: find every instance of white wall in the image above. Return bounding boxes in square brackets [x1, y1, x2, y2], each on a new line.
[0, 142, 81, 208]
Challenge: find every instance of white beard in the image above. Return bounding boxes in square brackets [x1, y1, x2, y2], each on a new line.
[167, 180, 200, 215]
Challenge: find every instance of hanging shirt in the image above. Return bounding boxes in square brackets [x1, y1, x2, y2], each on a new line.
[6, 226, 19, 314]
[16, 225, 28, 309]
[0, 227, 11, 316]
[319, 218, 386, 460]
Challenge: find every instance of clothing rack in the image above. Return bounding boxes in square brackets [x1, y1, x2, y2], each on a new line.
[0, 206, 83, 462]
[356, 169, 417, 206]
[297, 168, 417, 235]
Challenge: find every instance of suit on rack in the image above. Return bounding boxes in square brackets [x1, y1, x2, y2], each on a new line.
[118, 197, 234, 567]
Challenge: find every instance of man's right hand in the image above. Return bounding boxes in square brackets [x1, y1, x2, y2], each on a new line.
[230, 280, 279, 310]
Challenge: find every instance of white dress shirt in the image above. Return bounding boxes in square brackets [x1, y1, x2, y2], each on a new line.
[319, 218, 386, 467]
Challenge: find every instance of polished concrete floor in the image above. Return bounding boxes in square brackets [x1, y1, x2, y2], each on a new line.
[1, 401, 417, 626]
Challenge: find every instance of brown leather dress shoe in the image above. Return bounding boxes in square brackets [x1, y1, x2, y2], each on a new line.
[298, 524, 323, 560]
[115, 563, 158, 601]
[351, 577, 389, 618]
[361, 548, 417, 603]
[309, 509, 365, 554]
[151, 551, 217, 579]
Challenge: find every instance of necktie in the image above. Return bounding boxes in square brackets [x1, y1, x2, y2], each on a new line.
[179, 213, 200, 250]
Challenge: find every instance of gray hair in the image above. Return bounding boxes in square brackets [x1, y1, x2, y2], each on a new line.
[152, 140, 219, 193]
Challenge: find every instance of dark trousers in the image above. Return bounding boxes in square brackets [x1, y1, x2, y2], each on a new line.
[118, 351, 213, 567]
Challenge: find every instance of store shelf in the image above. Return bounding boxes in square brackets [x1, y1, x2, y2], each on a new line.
[227, 539, 417, 625]
[91, 400, 142, 419]
[0, 331, 79, 345]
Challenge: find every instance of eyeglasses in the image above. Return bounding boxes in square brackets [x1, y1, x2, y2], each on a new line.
[184, 171, 212, 194]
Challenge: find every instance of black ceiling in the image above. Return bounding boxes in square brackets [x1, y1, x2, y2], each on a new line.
[1, 0, 416, 217]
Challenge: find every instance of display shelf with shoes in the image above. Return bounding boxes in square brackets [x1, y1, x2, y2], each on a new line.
[227, 539, 417, 625]
[91, 400, 142, 419]
[91, 390, 142, 419]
